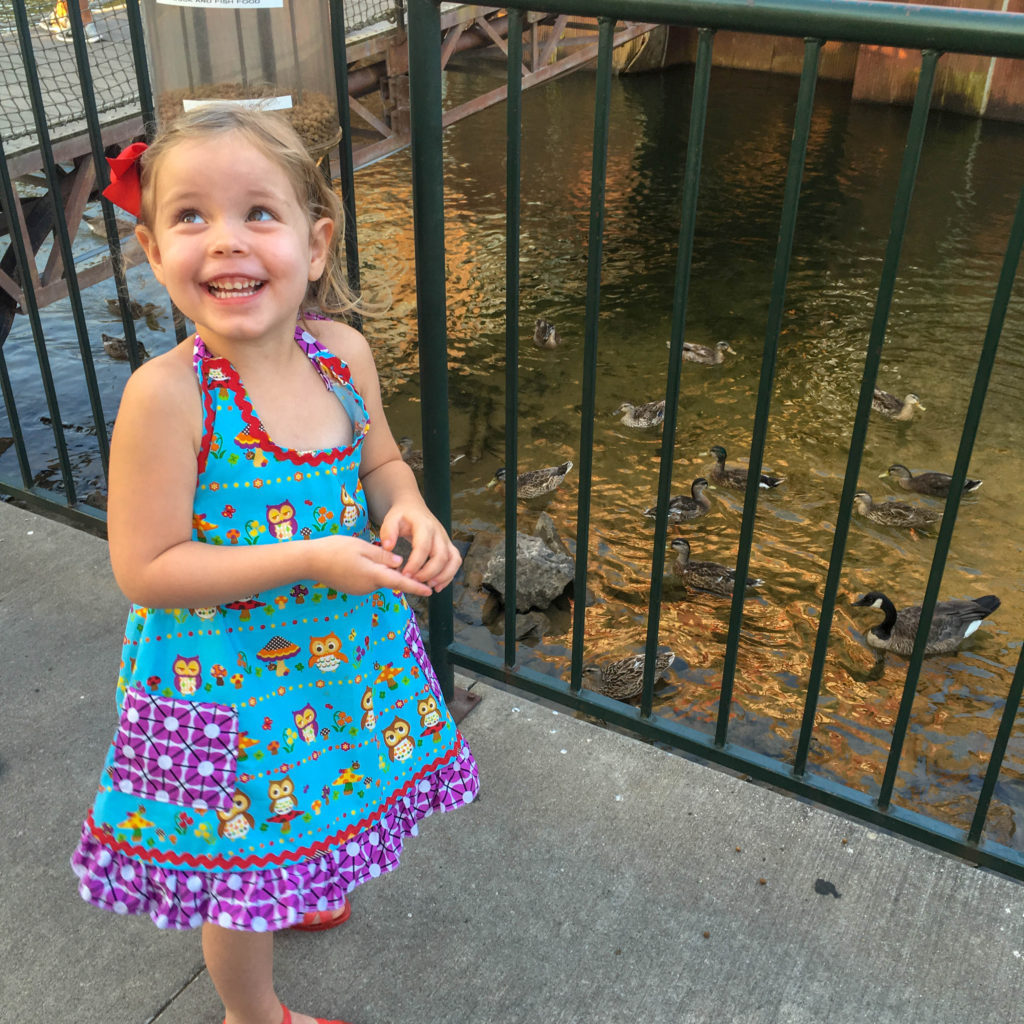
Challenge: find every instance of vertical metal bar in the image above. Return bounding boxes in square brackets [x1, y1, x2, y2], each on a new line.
[329, 0, 363, 328]
[502, 10, 524, 667]
[9, 3, 84, 502]
[126, 0, 155, 127]
[716, 38, 822, 747]
[68, 0, 146, 380]
[407, 0, 455, 699]
[569, 18, 615, 694]
[970, 645, 1024, 843]
[0, 329, 32, 487]
[641, 27, 714, 718]
[37, 0, 113, 476]
[793, 50, 940, 776]
[880, 181, 1024, 812]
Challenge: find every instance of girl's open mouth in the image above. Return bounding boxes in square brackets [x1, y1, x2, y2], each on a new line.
[205, 278, 265, 299]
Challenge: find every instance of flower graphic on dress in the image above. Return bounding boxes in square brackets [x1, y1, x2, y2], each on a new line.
[312, 506, 334, 533]
[174, 812, 194, 835]
[244, 520, 266, 544]
[222, 504, 236, 518]
[285, 728, 298, 746]
[193, 821, 215, 844]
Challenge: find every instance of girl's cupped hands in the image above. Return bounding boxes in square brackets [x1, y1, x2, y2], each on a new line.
[377, 504, 462, 594]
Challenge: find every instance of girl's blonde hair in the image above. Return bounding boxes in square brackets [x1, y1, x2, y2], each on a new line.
[138, 104, 359, 319]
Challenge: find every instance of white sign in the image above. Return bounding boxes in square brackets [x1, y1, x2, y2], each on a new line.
[183, 96, 293, 111]
[157, 1, 285, 9]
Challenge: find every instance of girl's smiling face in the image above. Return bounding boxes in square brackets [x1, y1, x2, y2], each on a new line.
[136, 133, 332, 353]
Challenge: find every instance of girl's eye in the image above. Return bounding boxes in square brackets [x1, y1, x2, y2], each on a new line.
[247, 207, 275, 222]
[177, 209, 204, 225]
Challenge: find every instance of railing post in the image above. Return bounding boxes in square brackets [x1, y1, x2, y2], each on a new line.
[407, 0, 455, 700]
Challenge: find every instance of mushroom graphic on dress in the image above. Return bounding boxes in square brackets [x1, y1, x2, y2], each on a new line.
[234, 429, 269, 468]
[223, 597, 265, 622]
[256, 636, 301, 677]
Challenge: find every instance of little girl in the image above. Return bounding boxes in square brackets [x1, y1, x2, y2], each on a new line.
[72, 105, 479, 1024]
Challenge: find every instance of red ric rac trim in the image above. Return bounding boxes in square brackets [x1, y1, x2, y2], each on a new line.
[204, 357, 364, 467]
[197, 368, 219, 475]
[87, 739, 463, 870]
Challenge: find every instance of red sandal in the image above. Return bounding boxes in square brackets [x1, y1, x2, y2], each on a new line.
[224, 1005, 351, 1024]
[291, 895, 351, 932]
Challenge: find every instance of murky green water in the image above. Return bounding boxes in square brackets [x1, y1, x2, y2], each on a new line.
[4, 63, 1024, 846]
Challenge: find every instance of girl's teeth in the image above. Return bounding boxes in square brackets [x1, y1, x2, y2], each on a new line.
[208, 280, 261, 297]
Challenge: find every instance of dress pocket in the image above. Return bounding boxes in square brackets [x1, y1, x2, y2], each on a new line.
[107, 689, 238, 812]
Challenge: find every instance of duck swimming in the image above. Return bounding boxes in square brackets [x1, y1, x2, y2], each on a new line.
[614, 400, 665, 429]
[852, 591, 1000, 655]
[883, 464, 982, 497]
[581, 650, 675, 701]
[488, 461, 574, 499]
[852, 491, 940, 532]
[644, 477, 712, 521]
[706, 445, 784, 489]
[669, 538, 763, 596]
[533, 317, 561, 349]
[399, 437, 465, 471]
[873, 389, 925, 421]
[681, 340, 736, 365]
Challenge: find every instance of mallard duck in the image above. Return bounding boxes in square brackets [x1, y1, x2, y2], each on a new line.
[873, 389, 925, 421]
[681, 340, 736, 365]
[102, 333, 149, 362]
[852, 491, 940, 531]
[398, 437, 464, 472]
[669, 538, 763, 596]
[106, 298, 166, 332]
[883, 463, 982, 497]
[707, 445, 784, 489]
[488, 460, 573, 499]
[643, 477, 712, 520]
[852, 591, 1000, 655]
[581, 649, 674, 701]
[614, 400, 665, 429]
[533, 317, 561, 349]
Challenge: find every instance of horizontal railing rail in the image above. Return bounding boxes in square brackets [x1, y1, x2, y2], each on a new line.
[406, 0, 1024, 881]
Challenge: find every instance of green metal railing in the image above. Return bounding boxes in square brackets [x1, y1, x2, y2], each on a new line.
[406, 0, 1024, 880]
[0, 0, 359, 522]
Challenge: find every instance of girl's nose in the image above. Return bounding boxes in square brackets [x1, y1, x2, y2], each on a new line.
[208, 221, 247, 255]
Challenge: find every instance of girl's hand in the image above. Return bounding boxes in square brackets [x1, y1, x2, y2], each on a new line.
[311, 534, 435, 598]
[377, 505, 462, 592]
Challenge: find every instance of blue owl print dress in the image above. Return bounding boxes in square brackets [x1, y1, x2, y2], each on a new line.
[72, 324, 479, 931]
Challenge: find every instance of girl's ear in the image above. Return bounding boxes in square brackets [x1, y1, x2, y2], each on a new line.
[308, 217, 333, 281]
[135, 224, 166, 286]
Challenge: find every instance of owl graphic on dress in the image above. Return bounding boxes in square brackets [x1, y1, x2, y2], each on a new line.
[266, 501, 298, 540]
[172, 655, 202, 695]
[418, 696, 441, 730]
[217, 788, 255, 839]
[360, 686, 376, 730]
[268, 777, 298, 815]
[293, 703, 318, 743]
[308, 632, 344, 672]
[339, 486, 361, 528]
[383, 717, 414, 762]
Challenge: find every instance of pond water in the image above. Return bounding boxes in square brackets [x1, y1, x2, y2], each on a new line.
[4, 61, 1024, 848]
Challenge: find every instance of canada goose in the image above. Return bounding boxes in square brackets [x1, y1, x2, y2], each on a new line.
[852, 591, 1000, 655]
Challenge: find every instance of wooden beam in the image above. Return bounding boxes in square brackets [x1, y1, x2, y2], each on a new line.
[538, 14, 569, 68]
[473, 15, 530, 78]
[348, 96, 392, 140]
[440, 22, 467, 70]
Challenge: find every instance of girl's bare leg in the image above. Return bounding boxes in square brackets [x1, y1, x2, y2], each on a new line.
[202, 923, 324, 1024]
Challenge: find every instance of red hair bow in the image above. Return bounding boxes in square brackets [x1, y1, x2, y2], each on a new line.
[102, 141, 148, 218]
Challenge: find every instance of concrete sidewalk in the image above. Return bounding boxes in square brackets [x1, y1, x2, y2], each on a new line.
[3, 499, 1023, 1024]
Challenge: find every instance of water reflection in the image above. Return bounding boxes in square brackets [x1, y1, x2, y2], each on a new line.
[3, 63, 1023, 849]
